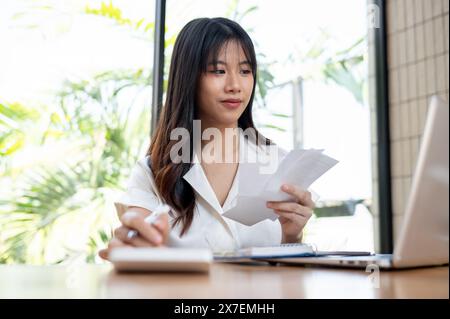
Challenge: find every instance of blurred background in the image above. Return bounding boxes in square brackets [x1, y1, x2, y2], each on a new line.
[0, 0, 374, 264]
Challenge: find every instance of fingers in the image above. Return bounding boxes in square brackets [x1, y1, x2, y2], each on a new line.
[120, 211, 164, 245]
[266, 201, 313, 218]
[280, 184, 315, 209]
[152, 212, 168, 232]
[99, 211, 171, 262]
[273, 210, 306, 224]
[98, 249, 108, 260]
[114, 226, 155, 247]
[109, 237, 129, 249]
[152, 213, 170, 245]
[98, 237, 130, 261]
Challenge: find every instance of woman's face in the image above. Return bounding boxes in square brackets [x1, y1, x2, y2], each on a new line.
[197, 41, 254, 128]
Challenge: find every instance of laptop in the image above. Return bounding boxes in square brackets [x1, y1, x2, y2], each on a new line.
[264, 96, 449, 269]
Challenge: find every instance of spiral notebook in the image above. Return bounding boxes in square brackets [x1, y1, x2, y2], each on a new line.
[213, 243, 373, 262]
[213, 243, 316, 260]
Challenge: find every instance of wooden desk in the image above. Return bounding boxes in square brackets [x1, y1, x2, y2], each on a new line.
[0, 263, 447, 298]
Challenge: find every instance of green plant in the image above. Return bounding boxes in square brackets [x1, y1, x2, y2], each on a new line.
[288, 29, 367, 106]
[0, 69, 151, 264]
[321, 37, 366, 105]
[0, 101, 40, 162]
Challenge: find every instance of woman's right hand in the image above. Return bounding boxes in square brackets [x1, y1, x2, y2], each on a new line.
[99, 207, 170, 261]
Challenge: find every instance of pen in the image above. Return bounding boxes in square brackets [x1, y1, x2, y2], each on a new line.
[126, 204, 171, 240]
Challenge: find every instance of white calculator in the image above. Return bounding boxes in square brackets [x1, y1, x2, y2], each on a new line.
[109, 247, 213, 273]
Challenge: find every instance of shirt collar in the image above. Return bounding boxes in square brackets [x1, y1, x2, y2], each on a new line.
[182, 130, 246, 214]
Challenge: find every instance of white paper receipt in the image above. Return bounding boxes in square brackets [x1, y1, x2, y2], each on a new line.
[223, 149, 338, 226]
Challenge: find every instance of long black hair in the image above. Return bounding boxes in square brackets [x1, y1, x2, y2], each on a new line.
[148, 17, 268, 235]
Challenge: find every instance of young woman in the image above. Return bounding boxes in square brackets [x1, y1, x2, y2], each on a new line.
[99, 17, 314, 260]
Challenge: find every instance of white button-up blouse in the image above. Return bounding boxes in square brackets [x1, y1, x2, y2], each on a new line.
[114, 131, 288, 252]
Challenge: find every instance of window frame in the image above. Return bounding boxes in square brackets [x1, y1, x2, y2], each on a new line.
[151, 0, 393, 253]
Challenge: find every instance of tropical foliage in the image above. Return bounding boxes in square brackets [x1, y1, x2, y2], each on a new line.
[0, 69, 151, 264]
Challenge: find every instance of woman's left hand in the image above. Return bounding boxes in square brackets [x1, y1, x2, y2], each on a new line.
[266, 184, 315, 243]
